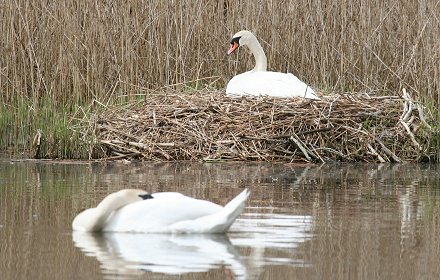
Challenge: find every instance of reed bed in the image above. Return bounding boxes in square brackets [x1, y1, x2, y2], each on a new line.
[1, 0, 439, 159]
[80, 89, 435, 162]
[2, 0, 440, 103]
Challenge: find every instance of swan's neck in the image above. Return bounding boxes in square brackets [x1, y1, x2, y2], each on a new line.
[247, 37, 267, 72]
[89, 193, 127, 231]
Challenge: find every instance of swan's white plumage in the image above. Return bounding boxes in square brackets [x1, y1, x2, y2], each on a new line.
[226, 71, 317, 99]
[72, 189, 249, 233]
[227, 30, 319, 100]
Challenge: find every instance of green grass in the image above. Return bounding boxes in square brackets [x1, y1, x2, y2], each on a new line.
[0, 98, 89, 159]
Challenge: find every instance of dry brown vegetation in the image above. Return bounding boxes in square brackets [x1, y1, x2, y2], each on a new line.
[1, 0, 439, 104]
[1, 0, 439, 160]
[81, 89, 435, 162]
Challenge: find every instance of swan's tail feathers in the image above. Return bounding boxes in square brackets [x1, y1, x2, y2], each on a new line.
[304, 86, 320, 100]
[170, 188, 250, 233]
[204, 188, 250, 233]
[222, 188, 250, 222]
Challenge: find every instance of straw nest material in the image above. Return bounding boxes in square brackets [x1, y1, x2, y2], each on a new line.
[82, 89, 434, 162]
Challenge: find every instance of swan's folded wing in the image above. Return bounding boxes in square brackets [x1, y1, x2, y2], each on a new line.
[103, 193, 222, 233]
[168, 189, 250, 233]
[227, 71, 318, 99]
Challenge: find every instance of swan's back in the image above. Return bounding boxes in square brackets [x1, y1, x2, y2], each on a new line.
[226, 71, 318, 99]
[103, 192, 224, 233]
[168, 188, 249, 233]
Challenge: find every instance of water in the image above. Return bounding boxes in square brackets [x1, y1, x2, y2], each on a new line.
[0, 161, 439, 280]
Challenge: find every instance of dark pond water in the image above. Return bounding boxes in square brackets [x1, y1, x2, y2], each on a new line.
[0, 160, 439, 280]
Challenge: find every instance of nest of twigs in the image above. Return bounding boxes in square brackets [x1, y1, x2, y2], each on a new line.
[81, 89, 435, 162]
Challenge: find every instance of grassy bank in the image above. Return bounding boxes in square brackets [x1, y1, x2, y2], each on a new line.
[0, 98, 87, 159]
[0, 0, 439, 159]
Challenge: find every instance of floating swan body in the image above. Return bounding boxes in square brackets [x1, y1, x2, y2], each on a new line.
[226, 30, 319, 99]
[72, 189, 249, 233]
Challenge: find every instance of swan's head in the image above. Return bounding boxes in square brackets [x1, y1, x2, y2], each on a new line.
[73, 189, 154, 232]
[116, 189, 154, 204]
[227, 30, 255, 55]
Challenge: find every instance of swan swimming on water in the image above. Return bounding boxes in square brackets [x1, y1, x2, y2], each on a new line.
[72, 188, 249, 233]
[226, 30, 319, 99]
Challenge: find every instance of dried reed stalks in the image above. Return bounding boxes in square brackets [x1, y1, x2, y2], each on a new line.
[2, 1, 439, 159]
[1, 0, 439, 105]
[79, 89, 434, 163]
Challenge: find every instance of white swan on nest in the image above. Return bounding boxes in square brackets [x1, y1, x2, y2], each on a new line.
[72, 189, 249, 233]
[226, 30, 319, 99]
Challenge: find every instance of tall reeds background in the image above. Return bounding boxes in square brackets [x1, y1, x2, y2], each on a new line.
[1, 0, 439, 158]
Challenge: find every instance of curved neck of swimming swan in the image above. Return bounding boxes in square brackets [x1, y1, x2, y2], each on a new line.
[247, 35, 267, 72]
[87, 192, 129, 231]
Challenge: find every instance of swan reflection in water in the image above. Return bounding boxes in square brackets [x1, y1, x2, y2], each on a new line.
[73, 232, 246, 278]
[72, 212, 312, 279]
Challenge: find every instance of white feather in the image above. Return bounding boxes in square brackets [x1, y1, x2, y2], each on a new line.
[227, 71, 318, 99]
[73, 189, 250, 234]
[227, 30, 319, 100]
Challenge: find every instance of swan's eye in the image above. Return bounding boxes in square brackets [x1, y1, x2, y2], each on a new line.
[230, 36, 241, 46]
[139, 194, 154, 200]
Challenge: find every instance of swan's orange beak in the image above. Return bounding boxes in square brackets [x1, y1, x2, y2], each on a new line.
[228, 42, 239, 55]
